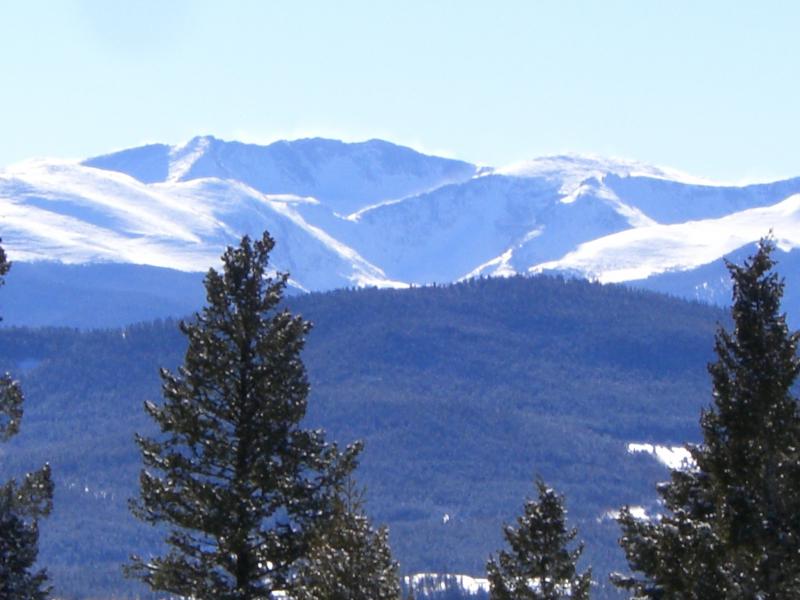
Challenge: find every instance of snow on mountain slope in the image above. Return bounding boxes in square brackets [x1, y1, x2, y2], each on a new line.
[531, 193, 800, 283]
[604, 173, 800, 225]
[336, 161, 670, 283]
[0, 160, 216, 268]
[5, 137, 800, 326]
[332, 174, 575, 283]
[461, 177, 656, 281]
[84, 136, 478, 216]
[491, 154, 800, 227]
[0, 160, 399, 291]
[493, 154, 714, 192]
[80, 143, 172, 184]
[444, 156, 800, 292]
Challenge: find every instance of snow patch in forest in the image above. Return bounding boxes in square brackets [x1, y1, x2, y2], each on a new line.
[406, 573, 490, 595]
[601, 505, 651, 522]
[627, 442, 695, 470]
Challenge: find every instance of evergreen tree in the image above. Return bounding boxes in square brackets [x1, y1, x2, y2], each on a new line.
[291, 476, 402, 600]
[614, 238, 800, 598]
[127, 232, 358, 599]
[0, 243, 54, 599]
[486, 478, 591, 600]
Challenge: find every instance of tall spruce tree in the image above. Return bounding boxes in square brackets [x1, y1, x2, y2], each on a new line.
[486, 479, 591, 600]
[0, 243, 54, 600]
[290, 476, 402, 600]
[127, 232, 358, 599]
[614, 238, 800, 598]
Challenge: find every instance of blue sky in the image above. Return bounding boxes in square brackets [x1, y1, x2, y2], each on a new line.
[1, 0, 798, 180]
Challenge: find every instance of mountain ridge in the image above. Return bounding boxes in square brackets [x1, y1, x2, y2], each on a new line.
[2, 135, 799, 325]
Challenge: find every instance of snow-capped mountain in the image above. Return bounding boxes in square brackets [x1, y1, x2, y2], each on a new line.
[1, 135, 799, 326]
[83, 136, 478, 216]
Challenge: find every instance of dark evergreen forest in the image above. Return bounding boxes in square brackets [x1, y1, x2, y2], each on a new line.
[0, 275, 726, 598]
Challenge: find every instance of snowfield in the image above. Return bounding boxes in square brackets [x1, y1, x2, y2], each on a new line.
[627, 442, 695, 471]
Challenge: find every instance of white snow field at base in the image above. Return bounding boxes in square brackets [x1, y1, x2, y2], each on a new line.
[627, 443, 695, 471]
[3, 136, 800, 302]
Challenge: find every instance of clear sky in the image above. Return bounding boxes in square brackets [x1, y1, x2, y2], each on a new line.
[1, 0, 798, 181]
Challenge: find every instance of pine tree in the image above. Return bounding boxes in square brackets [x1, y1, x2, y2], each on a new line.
[291, 476, 402, 600]
[486, 478, 591, 600]
[614, 237, 800, 598]
[0, 243, 54, 599]
[127, 232, 359, 599]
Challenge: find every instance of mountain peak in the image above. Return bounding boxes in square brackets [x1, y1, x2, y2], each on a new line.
[493, 153, 708, 187]
[167, 135, 216, 181]
[80, 135, 477, 214]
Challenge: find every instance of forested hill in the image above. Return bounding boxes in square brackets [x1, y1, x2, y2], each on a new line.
[0, 275, 727, 598]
